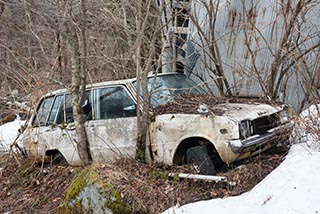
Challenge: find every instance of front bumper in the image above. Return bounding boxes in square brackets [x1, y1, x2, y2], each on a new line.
[229, 122, 294, 154]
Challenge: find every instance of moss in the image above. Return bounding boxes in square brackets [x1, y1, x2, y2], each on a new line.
[173, 173, 180, 183]
[58, 166, 97, 214]
[64, 167, 95, 202]
[158, 170, 169, 180]
[150, 169, 171, 182]
[59, 165, 131, 214]
[102, 183, 131, 214]
[135, 149, 146, 162]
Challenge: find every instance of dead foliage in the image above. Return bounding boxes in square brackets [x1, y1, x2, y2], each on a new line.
[291, 104, 320, 150]
[98, 144, 289, 213]
[153, 94, 277, 116]
[0, 100, 30, 122]
[0, 144, 288, 213]
[0, 154, 74, 214]
[0, 114, 16, 125]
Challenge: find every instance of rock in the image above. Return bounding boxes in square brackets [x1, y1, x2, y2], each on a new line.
[58, 166, 131, 214]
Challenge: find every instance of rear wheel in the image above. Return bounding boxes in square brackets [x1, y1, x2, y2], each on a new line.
[186, 146, 216, 175]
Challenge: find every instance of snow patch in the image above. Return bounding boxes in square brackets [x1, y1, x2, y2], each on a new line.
[291, 104, 320, 151]
[164, 144, 320, 214]
[0, 118, 25, 153]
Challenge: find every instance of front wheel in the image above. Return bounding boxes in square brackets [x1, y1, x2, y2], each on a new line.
[186, 146, 216, 175]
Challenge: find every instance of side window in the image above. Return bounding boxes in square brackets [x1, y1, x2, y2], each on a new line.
[64, 91, 92, 123]
[33, 91, 93, 126]
[55, 96, 64, 124]
[33, 96, 54, 126]
[94, 86, 136, 120]
[47, 95, 63, 125]
[65, 94, 74, 123]
[82, 91, 93, 121]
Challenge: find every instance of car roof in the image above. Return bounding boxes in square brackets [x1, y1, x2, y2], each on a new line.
[43, 72, 182, 97]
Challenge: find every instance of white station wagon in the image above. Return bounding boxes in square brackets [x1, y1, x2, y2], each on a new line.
[18, 73, 293, 174]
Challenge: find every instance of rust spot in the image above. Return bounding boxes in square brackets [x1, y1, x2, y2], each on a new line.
[286, 1, 292, 15]
[262, 7, 267, 17]
[280, 0, 292, 15]
[227, 9, 238, 28]
[246, 7, 257, 31]
[247, 8, 255, 19]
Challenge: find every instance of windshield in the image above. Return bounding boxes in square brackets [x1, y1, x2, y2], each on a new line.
[132, 74, 206, 106]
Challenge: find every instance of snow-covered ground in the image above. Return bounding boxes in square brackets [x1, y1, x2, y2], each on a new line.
[0, 117, 25, 153]
[165, 104, 320, 214]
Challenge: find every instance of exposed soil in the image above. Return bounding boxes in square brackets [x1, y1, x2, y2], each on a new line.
[0, 144, 289, 214]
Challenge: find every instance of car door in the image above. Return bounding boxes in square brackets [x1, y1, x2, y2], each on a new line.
[31, 92, 93, 165]
[88, 85, 138, 163]
[30, 95, 62, 157]
[54, 92, 93, 165]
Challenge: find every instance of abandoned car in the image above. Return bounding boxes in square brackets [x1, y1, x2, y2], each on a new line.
[18, 73, 293, 175]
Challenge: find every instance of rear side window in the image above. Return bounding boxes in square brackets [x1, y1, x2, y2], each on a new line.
[94, 86, 136, 119]
[65, 94, 74, 123]
[33, 96, 55, 126]
[47, 95, 63, 125]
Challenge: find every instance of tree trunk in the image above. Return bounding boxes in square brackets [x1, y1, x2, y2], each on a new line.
[135, 0, 154, 162]
[135, 0, 145, 161]
[64, 0, 91, 165]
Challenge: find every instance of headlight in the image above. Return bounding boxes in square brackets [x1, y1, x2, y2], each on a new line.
[239, 120, 253, 139]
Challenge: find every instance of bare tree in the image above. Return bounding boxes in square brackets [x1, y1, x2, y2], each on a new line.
[130, 0, 161, 161]
[62, 0, 91, 164]
[182, 0, 319, 109]
[0, 0, 165, 163]
[178, 0, 233, 96]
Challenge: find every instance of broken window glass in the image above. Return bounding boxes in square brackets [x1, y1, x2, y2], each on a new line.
[47, 95, 63, 125]
[65, 94, 74, 123]
[33, 96, 54, 126]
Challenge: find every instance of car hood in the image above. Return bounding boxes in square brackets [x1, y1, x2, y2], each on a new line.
[211, 102, 284, 121]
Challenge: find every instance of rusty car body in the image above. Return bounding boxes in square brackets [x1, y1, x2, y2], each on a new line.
[18, 73, 293, 174]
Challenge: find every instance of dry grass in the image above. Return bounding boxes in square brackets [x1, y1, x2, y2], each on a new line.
[291, 104, 320, 150]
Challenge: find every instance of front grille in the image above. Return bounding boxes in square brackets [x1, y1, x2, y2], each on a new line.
[239, 113, 280, 140]
[252, 113, 279, 135]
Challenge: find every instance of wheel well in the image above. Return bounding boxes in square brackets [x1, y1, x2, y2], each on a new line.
[172, 137, 221, 165]
[45, 149, 60, 157]
[45, 149, 68, 164]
